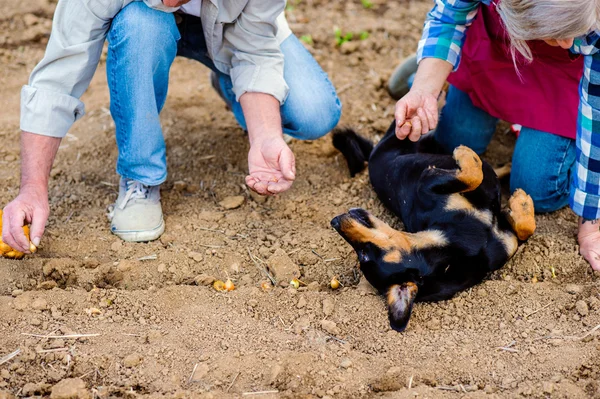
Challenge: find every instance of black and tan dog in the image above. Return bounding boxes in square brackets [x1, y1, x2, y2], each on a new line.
[330, 122, 536, 332]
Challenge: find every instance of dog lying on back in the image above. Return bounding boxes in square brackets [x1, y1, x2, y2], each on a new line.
[330, 122, 536, 332]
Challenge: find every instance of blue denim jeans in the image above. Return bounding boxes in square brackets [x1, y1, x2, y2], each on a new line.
[434, 84, 576, 213]
[106, 2, 342, 186]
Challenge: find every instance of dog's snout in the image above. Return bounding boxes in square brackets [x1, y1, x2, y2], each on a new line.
[330, 216, 342, 231]
[348, 208, 374, 228]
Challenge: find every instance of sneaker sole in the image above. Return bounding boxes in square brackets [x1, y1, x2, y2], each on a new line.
[112, 219, 165, 243]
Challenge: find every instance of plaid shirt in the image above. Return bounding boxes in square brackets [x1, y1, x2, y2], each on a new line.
[417, 0, 600, 219]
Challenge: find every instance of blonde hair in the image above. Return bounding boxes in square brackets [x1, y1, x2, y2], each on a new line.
[497, 0, 599, 62]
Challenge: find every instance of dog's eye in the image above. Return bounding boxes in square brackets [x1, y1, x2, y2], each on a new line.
[358, 250, 370, 263]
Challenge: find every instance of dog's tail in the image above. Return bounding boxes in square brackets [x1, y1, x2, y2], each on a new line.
[332, 128, 374, 177]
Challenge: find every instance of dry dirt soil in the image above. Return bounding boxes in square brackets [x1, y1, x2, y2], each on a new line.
[1, 1, 600, 398]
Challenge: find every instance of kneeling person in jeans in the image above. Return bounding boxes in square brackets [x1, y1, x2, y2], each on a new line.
[3, 0, 341, 249]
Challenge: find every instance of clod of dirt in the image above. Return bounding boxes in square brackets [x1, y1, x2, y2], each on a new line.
[268, 364, 284, 385]
[110, 241, 122, 252]
[191, 363, 210, 382]
[0, 390, 16, 399]
[188, 251, 203, 262]
[123, 353, 143, 368]
[43, 259, 79, 288]
[82, 258, 100, 269]
[307, 281, 320, 291]
[22, 13, 39, 27]
[267, 249, 300, 284]
[296, 296, 307, 309]
[340, 358, 352, 369]
[323, 298, 335, 316]
[173, 181, 187, 192]
[31, 297, 48, 311]
[195, 274, 216, 286]
[249, 191, 268, 204]
[219, 196, 245, 210]
[575, 300, 589, 317]
[13, 294, 30, 310]
[321, 320, 340, 335]
[23, 383, 50, 397]
[50, 378, 90, 399]
[340, 41, 360, 54]
[38, 280, 58, 290]
[565, 284, 583, 295]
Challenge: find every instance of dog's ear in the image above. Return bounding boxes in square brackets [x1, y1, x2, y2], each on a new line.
[387, 282, 418, 332]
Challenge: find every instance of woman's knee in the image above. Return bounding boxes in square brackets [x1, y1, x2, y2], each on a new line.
[283, 94, 342, 140]
[434, 85, 498, 154]
[510, 128, 575, 213]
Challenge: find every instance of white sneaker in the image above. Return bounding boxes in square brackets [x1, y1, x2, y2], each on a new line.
[108, 178, 165, 242]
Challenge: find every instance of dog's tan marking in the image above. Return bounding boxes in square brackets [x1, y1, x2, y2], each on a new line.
[453, 145, 483, 192]
[506, 189, 536, 241]
[341, 213, 448, 263]
[493, 163, 512, 179]
[383, 250, 401, 263]
[445, 194, 494, 225]
[493, 225, 519, 257]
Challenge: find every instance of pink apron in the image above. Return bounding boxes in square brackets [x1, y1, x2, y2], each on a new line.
[447, 2, 583, 139]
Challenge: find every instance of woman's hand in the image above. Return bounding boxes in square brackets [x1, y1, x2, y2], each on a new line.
[578, 217, 600, 271]
[394, 57, 454, 142]
[394, 89, 439, 141]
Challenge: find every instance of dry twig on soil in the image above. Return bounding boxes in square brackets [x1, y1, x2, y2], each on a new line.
[21, 333, 100, 339]
[0, 349, 20, 366]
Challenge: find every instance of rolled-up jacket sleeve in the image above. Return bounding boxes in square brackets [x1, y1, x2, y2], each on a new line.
[222, 0, 289, 104]
[417, 0, 482, 71]
[20, 0, 178, 138]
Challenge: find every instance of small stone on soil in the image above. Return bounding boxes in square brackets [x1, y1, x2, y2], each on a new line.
[50, 378, 90, 399]
[340, 358, 353, 369]
[321, 320, 340, 335]
[194, 274, 216, 286]
[219, 196, 245, 210]
[323, 298, 335, 316]
[575, 300, 589, 317]
[123, 353, 143, 368]
[267, 248, 300, 283]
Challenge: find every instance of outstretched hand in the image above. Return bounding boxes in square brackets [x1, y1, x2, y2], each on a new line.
[246, 137, 296, 195]
[394, 89, 439, 142]
[578, 217, 600, 271]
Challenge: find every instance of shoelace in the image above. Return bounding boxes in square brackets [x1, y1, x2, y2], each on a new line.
[117, 180, 149, 210]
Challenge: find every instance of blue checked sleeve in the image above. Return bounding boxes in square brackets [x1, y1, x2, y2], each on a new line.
[570, 32, 600, 219]
[416, 0, 487, 70]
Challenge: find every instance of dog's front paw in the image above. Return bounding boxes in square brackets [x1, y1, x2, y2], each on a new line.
[453, 145, 483, 192]
[507, 188, 536, 241]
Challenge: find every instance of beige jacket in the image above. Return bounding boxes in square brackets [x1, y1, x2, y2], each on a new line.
[21, 0, 292, 138]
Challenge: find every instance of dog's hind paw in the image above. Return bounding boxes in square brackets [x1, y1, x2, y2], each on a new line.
[507, 189, 536, 241]
[453, 145, 483, 192]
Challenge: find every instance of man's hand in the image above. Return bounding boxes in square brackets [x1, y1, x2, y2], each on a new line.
[246, 136, 296, 195]
[239, 92, 296, 195]
[162, 0, 191, 6]
[2, 186, 49, 254]
[578, 217, 600, 271]
[395, 89, 439, 141]
[3, 131, 61, 254]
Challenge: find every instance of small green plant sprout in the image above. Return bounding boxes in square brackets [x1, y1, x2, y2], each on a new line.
[285, 0, 301, 12]
[361, 0, 374, 9]
[359, 30, 370, 40]
[300, 35, 314, 45]
[334, 27, 354, 46]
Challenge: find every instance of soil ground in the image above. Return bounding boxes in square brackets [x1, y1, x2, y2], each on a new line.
[0, 1, 599, 398]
